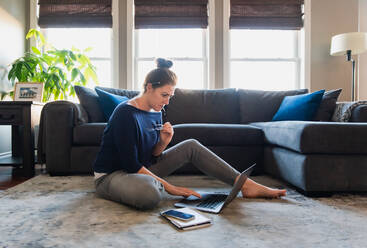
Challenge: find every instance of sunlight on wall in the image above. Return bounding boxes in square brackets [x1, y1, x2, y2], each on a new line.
[0, 7, 24, 65]
[0, 2, 26, 154]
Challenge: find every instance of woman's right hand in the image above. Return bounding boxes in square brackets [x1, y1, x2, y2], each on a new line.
[164, 184, 201, 198]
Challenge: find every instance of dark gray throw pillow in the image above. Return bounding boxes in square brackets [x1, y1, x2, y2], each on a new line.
[313, 88, 342, 121]
[238, 88, 309, 123]
[75, 85, 141, 123]
[75, 86, 106, 123]
[95, 86, 140, 99]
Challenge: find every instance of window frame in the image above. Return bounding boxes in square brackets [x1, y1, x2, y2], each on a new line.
[228, 30, 301, 90]
[40, 28, 113, 88]
[133, 28, 209, 90]
[30, 0, 305, 91]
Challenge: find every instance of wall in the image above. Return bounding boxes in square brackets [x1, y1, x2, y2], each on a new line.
[116, 0, 362, 96]
[358, 0, 367, 100]
[0, 0, 28, 154]
[307, 0, 359, 101]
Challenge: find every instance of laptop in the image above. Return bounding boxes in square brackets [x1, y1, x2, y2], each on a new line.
[174, 164, 255, 214]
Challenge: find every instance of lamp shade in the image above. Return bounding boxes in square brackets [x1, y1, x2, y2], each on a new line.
[330, 32, 367, 56]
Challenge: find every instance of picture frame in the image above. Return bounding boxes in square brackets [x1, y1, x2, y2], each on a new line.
[13, 82, 44, 102]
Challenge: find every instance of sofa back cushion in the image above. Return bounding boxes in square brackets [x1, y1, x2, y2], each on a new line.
[75, 86, 105, 123]
[238, 88, 308, 123]
[165, 88, 240, 124]
[96, 86, 140, 99]
[313, 88, 342, 121]
[95, 88, 129, 120]
[75, 86, 139, 123]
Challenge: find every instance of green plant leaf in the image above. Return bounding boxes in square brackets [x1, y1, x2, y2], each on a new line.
[84, 47, 93, 53]
[37, 31, 46, 46]
[63, 57, 68, 66]
[71, 68, 79, 81]
[31, 46, 41, 55]
[9, 28, 100, 102]
[55, 88, 60, 100]
[58, 69, 65, 81]
[25, 29, 35, 39]
[8, 64, 16, 81]
[1, 92, 6, 100]
[79, 72, 87, 84]
[84, 67, 99, 83]
[64, 81, 70, 90]
[70, 85, 76, 95]
[69, 51, 77, 61]
[15, 62, 23, 82]
[26, 29, 46, 47]
[71, 46, 80, 52]
[52, 74, 60, 88]
[23, 62, 34, 77]
[78, 55, 88, 66]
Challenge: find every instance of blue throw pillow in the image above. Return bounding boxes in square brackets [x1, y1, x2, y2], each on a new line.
[272, 90, 325, 121]
[95, 87, 129, 120]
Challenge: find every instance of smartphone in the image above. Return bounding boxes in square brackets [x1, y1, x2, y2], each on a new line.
[161, 209, 195, 221]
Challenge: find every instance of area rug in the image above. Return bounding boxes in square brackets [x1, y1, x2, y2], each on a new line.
[0, 174, 366, 248]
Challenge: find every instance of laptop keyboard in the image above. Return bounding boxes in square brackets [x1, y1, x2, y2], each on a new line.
[197, 194, 227, 209]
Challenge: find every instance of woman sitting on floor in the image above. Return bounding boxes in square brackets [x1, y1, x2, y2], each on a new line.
[93, 58, 286, 210]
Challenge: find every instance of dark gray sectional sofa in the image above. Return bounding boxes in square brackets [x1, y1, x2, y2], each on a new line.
[38, 87, 367, 195]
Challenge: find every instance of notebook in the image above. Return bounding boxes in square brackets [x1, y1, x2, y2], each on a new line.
[174, 164, 255, 214]
[160, 207, 212, 231]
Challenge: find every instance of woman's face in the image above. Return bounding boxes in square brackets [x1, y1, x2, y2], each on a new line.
[146, 83, 175, 111]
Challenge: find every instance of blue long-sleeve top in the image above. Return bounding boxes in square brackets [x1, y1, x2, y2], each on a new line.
[93, 102, 162, 174]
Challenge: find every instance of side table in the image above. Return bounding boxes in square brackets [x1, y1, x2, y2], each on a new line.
[0, 101, 43, 177]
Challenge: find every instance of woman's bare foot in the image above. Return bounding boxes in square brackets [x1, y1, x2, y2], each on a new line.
[236, 175, 286, 198]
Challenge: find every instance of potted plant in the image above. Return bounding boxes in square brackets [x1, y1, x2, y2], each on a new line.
[4, 29, 98, 102]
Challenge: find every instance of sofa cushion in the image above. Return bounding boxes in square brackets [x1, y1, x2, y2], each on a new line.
[313, 88, 342, 121]
[272, 90, 325, 121]
[238, 88, 308, 124]
[75, 86, 106, 123]
[170, 123, 263, 146]
[252, 121, 367, 154]
[75, 86, 140, 123]
[96, 86, 140, 99]
[165, 88, 240, 125]
[95, 88, 129, 120]
[73, 123, 107, 145]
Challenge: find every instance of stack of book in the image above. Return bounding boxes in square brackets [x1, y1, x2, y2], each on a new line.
[160, 207, 212, 231]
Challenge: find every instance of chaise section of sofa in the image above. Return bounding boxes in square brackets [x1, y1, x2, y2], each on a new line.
[252, 120, 367, 193]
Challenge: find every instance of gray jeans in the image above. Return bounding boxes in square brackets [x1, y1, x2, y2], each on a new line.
[95, 139, 240, 210]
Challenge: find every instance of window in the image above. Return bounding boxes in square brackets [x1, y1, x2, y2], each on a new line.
[230, 29, 300, 91]
[42, 28, 113, 88]
[134, 29, 207, 90]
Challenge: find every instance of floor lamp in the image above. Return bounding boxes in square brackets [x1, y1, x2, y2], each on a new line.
[330, 32, 367, 101]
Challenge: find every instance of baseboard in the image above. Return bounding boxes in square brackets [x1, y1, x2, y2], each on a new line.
[297, 189, 334, 197]
[0, 151, 11, 158]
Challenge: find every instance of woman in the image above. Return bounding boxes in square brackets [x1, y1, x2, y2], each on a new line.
[94, 58, 286, 210]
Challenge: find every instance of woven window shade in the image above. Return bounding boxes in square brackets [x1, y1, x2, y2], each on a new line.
[230, 0, 304, 30]
[38, 0, 112, 28]
[135, 0, 208, 29]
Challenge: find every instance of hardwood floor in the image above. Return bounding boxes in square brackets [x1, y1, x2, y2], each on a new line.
[0, 164, 44, 191]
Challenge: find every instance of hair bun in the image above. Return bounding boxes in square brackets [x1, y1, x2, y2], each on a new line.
[156, 58, 173, 69]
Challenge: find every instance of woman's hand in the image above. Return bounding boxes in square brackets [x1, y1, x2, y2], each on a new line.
[159, 122, 174, 145]
[164, 183, 202, 198]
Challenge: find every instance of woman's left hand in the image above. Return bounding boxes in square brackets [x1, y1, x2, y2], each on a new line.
[159, 122, 174, 145]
